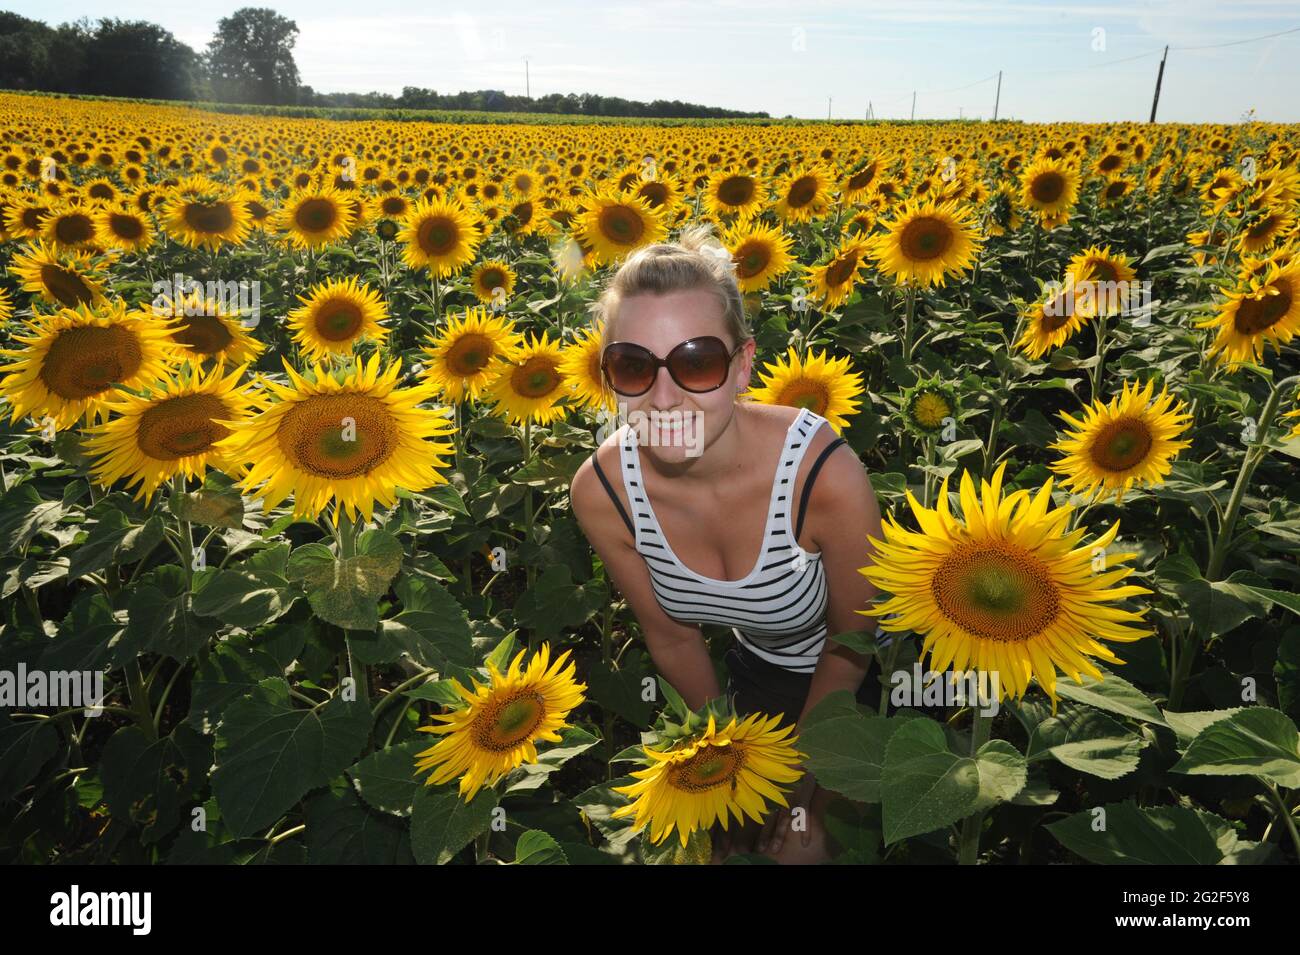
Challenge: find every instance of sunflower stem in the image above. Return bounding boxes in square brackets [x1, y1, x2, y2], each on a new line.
[1087, 311, 1109, 405]
[522, 418, 536, 626]
[1264, 780, 1300, 861]
[1027, 222, 1041, 280]
[901, 282, 918, 365]
[956, 706, 993, 864]
[172, 473, 195, 590]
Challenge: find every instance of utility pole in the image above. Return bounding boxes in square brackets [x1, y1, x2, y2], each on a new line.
[1149, 46, 1168, 122]
[993, 70, 1002, 120]
[910, 91, 916, 120]
[525, 58, 530, 98]
[828, 96, 832, 120]
[867, 100, 873, 120]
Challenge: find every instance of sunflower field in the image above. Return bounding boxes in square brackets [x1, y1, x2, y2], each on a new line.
[1, 90, 1299, 866]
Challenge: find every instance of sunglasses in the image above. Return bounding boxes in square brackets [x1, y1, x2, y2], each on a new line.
[601, 336, 745, 397]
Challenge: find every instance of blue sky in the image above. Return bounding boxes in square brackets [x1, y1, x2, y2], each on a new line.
[6, 0, 1300, 122]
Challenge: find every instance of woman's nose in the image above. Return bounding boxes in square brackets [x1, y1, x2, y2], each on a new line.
[646, 362, 684, 409]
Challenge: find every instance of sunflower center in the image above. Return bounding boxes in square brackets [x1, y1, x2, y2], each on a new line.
[380, 196, 406, 216]
[54, 213, 94, 245]
[173, 314, 234, 355]
[735, 242, 771, 279]
[932, 542, 1060, 643]
[825, 252, 860, 287]
[473, 692, 547, 751]
[278, 393, 397, 478]
[1083, 259, 1118, 282]
[1030, 172, 1065, 204]
[784, 175, 817, 208]
[39, 325, 143, 400]
[848, 166, 877, 190]
[511, 356, 562, 398]
[295, 198, 338, 233]
[1098, 155, 1122, 172]
[778, 379, 829, 415]
[598, 205, 644, 245]
[136, 393, 230, 459]
[1089, 417, 1154, 472]
[898, 216, 953, 262]
[668, 744, 743, 793]
[314, 301, 364, 341]
[1040, 294, 1075, 332]
[1234, 280, 1293, 333]
[39, 263, 95, 307]
[183, 201, 235, 234]
[479, 268, 505, 291]
[638, 182, 667, 207]
[1104, 181, 1127, 200]
[1246, 214, 1279, 241]
[417, 216, 458, 255]
[717, 176, 755, 207]
[446, 333, 495, 377]
[109, 214, 145, 240]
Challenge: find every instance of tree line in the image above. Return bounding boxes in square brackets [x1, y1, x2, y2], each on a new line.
[0, 7, 768, 119]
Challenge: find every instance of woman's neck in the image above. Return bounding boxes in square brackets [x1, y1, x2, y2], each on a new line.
[640, 402, 754, 485]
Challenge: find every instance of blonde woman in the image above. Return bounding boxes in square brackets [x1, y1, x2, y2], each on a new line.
[569, 225, 891, 864]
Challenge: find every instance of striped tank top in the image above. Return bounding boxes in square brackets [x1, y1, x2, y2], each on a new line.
[594, 406, 852, 674]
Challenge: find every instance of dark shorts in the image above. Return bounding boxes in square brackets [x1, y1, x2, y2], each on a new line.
[723, 640, 885, 727]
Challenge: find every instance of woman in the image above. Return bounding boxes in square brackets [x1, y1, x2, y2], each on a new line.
[569, 225, 890, 864]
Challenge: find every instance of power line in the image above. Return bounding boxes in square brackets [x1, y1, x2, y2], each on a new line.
[1172, 23, 1300, 51]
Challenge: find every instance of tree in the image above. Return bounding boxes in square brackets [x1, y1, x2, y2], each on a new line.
[83, 19, 202, 100]
[204, 7, 300, 105]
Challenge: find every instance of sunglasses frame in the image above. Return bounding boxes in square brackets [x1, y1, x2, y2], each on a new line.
[600, 335, 746, 397]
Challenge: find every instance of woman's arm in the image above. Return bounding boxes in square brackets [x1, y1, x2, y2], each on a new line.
[569, 448, 725, 712]
[792, 436, 886, 729]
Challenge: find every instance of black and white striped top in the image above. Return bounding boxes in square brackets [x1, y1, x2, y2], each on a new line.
[592, 406, 871, 674]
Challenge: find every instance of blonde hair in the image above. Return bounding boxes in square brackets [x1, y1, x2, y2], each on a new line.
[588, 223, 752, 355]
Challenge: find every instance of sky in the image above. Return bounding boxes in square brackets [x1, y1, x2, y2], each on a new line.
[5, 0, 1300, 123]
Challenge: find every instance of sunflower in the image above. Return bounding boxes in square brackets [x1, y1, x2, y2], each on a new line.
[744, 346, 864, 433]
[900, 375, 959, 437]
[574, 187, 667, 267]
[1099, 176, 1136, 207]
[1020, 158, 1080, 217]
[160, 184, 253, 251]
[868, 198, 982, 288]
[413, 643, 586, 802]
[1196, 259, 1300, 368]
[1064, 245, 1137, 317]
[82, 362, 261, 501]
[93, 202, 155, 253]
[272, 185, 356, 249]
[3, 197, 51, 240]
[0, 287, 12, 324]
[287, 276, 389, 361]
[723, 221, 796, 293]
[1237, 201, 1296, 255]
[220, 353, 456, 525]
[773, 165, 832, 223]
[610, 711, 806, 848]
[421, 306, 525, 403]
[841, 158, 881, 203]
[1015, 271, 1094, 358]
[704, 170, 766, 220]
[0, 300, 179, 430]
[486, 331, 569, 425]
[7, 241, 107, 309]
[1048, 378, 1192, 504]
[398, 195, 483, 276]
[161, 289, 266, 368]
[468, 260, 517, 306]
[983, 184, 1023, 237]
[41, 202, 100, 252]
[857, 461, 1153, 711]
[559, 323, 617, 414]
[806, 236, 872, 308]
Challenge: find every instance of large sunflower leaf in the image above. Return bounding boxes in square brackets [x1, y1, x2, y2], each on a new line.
[409, 785, 499, 865]
[1170, 706, 1300, 787]
[211, 677, 372, 839]
[286, 529, 403, 631]
[1047, 802, 1273, 865]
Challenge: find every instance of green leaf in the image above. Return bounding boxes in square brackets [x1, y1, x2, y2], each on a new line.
[192, 543, 298, 629]
[186, 637, 281, 732]
[1161, 708, 1244, 751]
[1170, 707, 1300, 787]
[514, 829, 569, 864]
[126, 571, 220, 662]
[171, 484, 244, 529]
[0, 712, 59, 802]
[512, 564, 604, 642]
[828, 629, 880, 656]
[880, 718, 1024, 844]
[1048, 667, 1168, 727]
[286, 530, 404, 631]
[351, 577, 474, 667]
[1047, 802, 1260, 864]
[211, 678, 373, 839]
[347, 740, 427, 817]
[1026, 704, 1145, 779]
[304, 786, 414, 864]
[1239, 585, 1300, 621]
[410, 786, 499, 864]
[799, 690, 898, 803]
[100, 724, 210, 844]
[0, 483, 64, 551]
[66, 511, 165, 582]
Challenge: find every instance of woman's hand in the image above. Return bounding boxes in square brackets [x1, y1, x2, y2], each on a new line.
[757, 767, 819, 855]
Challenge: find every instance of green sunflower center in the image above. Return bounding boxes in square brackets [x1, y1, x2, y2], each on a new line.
[137, 393, 230, 459]
[1030, 172, 1065, 204]
[778, 379, 829, 415]
[279, 393, 397, 478]
[446, 333, 494, 377]
[668, 744, 743, 793]
[314, 301, 364, 342]
[899, 216, 953, 262]
[1090, 417, 1154, 472]
[183, 201, 235, 235]
[512, 356, 562, 398]
[474, 692, 547, 750]
[295, 198, 339, 234]
[598, 205, 644, 245]
[39, 324, 143, 400]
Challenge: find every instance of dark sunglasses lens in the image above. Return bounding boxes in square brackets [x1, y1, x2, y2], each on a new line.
[671, 338, 730, 392]
[605, 345, 655, 395]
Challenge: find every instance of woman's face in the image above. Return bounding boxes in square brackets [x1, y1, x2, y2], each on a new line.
[607, 287, 754, 464]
